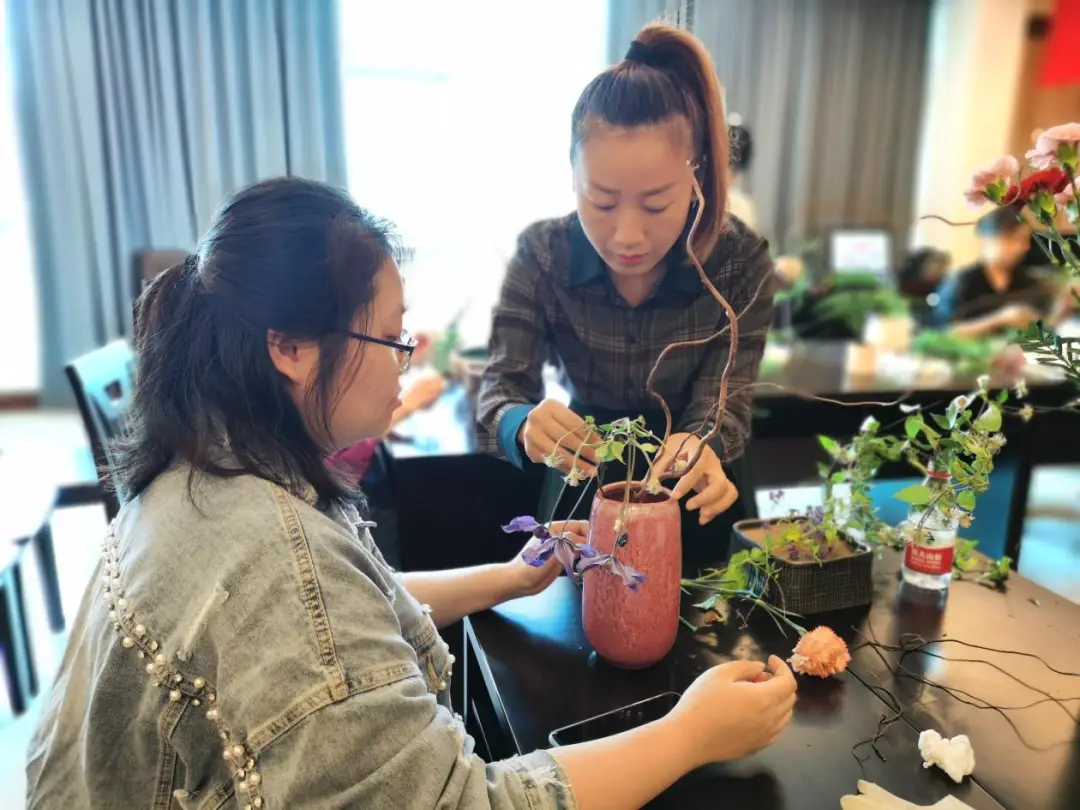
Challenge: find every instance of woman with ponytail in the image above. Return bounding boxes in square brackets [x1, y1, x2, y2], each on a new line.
[478, 23, 776, 569]
[27, 177, 793, 809]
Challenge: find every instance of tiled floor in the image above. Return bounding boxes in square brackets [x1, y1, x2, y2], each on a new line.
[2, 410, 1079, 807]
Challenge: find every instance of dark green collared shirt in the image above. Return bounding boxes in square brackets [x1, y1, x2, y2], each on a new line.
[476, 212, 776, 466]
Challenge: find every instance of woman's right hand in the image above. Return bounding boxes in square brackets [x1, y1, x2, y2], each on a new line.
[518, 398, 599, 476]
[668, 656, 797, 767]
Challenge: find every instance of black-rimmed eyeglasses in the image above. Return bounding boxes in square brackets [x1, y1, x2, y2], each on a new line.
[342, 329, 417, 372]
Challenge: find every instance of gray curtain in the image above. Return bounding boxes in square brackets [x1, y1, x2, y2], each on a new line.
[692, 0, 931, 253]
[9, 0, 347, 405]
[607, 0, 691, 64]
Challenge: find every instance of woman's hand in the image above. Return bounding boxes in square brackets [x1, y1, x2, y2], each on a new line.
[501, 520, 589, 601]
[519, 399, 599, 476]
[667, 656, 797, 767]
[651, 433, 738, 524]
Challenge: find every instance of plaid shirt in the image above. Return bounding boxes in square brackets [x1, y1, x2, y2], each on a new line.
[476, 212, 775, 464]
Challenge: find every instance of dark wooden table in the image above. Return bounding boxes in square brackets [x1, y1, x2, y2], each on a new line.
[464, 575, 1009, 809]
[848, 552, 1080, 810]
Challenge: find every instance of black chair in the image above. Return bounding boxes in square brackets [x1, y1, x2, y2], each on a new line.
[65, 340, 137, 520]
[132, 249, 188, 298]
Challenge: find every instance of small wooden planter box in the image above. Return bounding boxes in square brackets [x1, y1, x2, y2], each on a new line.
[729, 518, 874, 615]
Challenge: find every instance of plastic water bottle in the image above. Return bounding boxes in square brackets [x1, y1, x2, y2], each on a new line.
[901, 471, 957, 592]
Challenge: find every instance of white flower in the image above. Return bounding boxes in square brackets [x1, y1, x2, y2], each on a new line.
[543, 452, 563, 469]
[859, 416, 879, 434]
[1020, 405, 1035, 422]
[918, 729, 975, 783]
[1014, 379, 1028, 398]
[563, 467, 585, 487]
[644, 477, 663, 495]
[976, 374, 990, 391]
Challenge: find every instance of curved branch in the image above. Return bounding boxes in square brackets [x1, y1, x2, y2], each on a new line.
[644, 175, 741, 481]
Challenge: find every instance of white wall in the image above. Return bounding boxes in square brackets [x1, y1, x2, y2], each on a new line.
[911, 0, 1031, 266]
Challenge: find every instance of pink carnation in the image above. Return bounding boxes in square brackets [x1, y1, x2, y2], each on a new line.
[1025, 123, 1080, 170]
[964, 155, 1020, 209]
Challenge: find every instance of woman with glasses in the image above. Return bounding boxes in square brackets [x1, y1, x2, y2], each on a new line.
[328, 331, 445, 568]
[27, 177, 794, 809]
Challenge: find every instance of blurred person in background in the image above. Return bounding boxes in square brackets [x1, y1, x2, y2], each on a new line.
[726, 116, 758, 232]
[934, 205, 1052, 337]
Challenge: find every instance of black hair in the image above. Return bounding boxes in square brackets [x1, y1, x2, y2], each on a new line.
[975, 203, 1027, 237]
[570, 23, 729, 260]
[115, 177, 404, 507]
[729, 123, 753, 172]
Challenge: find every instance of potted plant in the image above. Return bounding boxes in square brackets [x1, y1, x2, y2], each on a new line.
[812, 281, 913, 343]
[724, 416, 904, 615]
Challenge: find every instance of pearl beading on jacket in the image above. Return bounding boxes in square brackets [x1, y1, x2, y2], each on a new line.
[100, 522, 267, 810]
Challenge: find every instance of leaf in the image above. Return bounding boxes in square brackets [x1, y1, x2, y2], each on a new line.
[818, 435, 841, 456]
[996, 389, 1009, 403]
[904, 415, 923, 440]
[894, 484, 933, 506]
[957, 490, 976, 511]
[608, 441, 626, 462]
[830, 471, 848, 483]
[638, 443, 657, 453]
[974, 403, 1002, 433]
[930, 413, 953, 431]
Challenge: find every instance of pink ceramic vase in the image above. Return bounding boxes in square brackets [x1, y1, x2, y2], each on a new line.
[582, 482, 682, 668]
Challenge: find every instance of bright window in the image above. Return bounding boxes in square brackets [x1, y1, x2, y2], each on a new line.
[0, 4, 38, 394]
[339, 0, 609, 347]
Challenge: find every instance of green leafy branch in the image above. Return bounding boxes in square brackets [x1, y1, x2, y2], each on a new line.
[952, 537, 1012, 588]
[1016, 321, 1080, 390]
[680, 547, 806, 636]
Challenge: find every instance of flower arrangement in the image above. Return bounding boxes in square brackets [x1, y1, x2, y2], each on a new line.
[963, 123, 1080, 390]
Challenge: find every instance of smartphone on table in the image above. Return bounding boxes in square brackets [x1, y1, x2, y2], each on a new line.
[548, 692, 680, 747]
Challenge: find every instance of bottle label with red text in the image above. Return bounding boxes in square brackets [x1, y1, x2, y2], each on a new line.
[904, 542, 953, 575]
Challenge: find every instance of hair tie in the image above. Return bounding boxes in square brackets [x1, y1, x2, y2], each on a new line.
[624, 40, 670, 71]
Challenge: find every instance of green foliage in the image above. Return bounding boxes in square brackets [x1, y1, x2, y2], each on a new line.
[1016, 321, 1080, 390]
[911, 329, 995, 375]
[812, 287, 912, 335]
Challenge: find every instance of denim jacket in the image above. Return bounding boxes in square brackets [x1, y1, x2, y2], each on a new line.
[27, 465, 576, 809]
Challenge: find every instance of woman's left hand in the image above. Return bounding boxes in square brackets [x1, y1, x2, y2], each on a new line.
[653, 433, 739, 525]
[502, 520, 590, 600]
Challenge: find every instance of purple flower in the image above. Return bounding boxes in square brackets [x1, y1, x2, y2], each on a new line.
[806, 506, 825, 524]
[503, 516, 545, 535]
[786, 543, 801, 560]
[503, 515, 605, 580]
[769, 490, 785, 505]
[578, 554, 648, 590]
